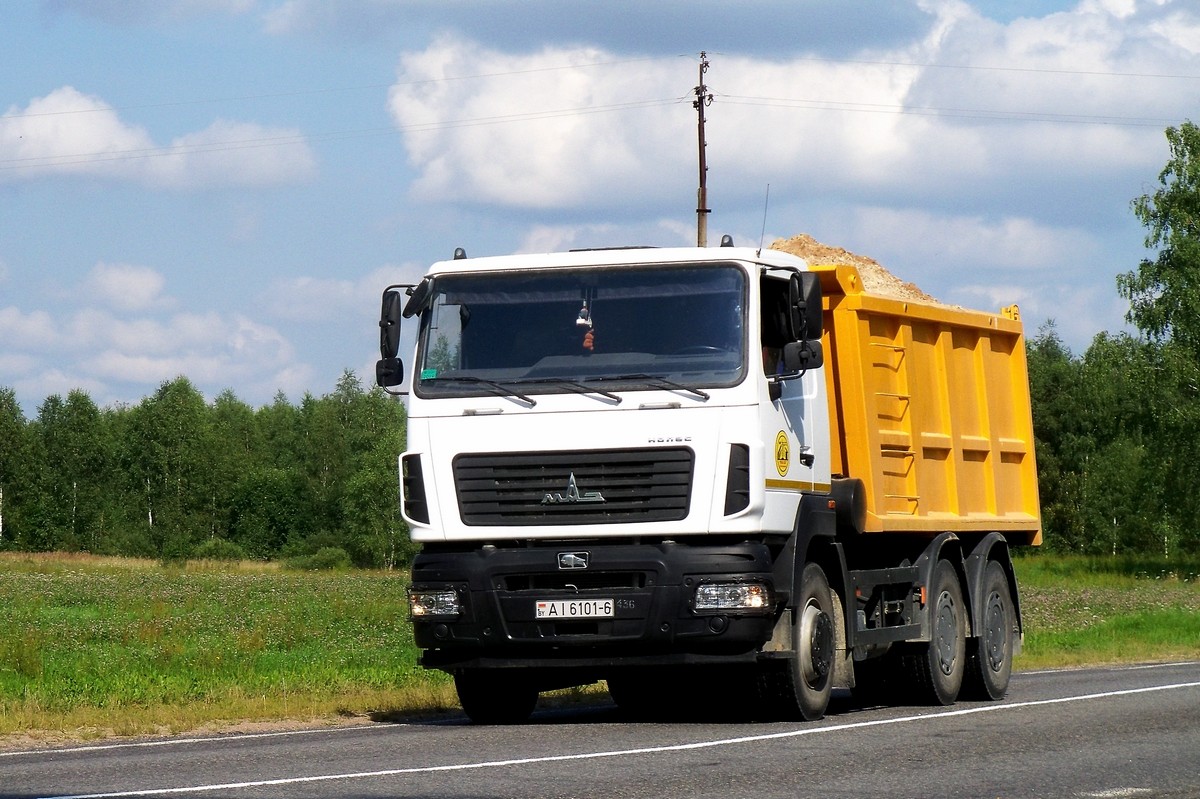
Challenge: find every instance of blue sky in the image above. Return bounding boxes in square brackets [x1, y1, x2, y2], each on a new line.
[2, 0, 1198, 415]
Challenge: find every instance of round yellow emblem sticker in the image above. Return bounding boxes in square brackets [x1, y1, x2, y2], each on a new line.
[774, 431, 790, 476]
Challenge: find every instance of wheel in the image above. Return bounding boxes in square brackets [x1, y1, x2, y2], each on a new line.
[963, 561, 1015, 700]
[455, 669, 538, 725]
[904, 559, 966, 705]
[761, 562, 835, 721]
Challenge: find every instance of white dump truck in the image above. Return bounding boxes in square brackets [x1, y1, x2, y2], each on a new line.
[375, 241, 1042, 723]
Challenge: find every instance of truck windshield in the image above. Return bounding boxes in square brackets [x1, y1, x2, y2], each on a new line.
[413, 263, 746, 399]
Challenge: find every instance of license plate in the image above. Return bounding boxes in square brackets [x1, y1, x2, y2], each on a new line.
[535, 598, 614, 619]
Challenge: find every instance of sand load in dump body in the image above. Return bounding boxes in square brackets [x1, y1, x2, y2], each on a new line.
[817, 263, 1041, 544]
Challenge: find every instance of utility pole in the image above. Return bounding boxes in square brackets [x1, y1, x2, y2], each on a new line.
[694, 51, 713, 247]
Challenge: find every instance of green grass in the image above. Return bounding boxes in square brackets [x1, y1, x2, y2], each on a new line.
[0, 553, 455, 745]
[0, 551, 1197, 746]
[1013, 553, 1200, 669]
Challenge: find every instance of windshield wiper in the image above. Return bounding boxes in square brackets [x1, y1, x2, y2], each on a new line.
[512, 378, 623, 404]
[428, 376, 536, 407]
[584, 374, 710, 401]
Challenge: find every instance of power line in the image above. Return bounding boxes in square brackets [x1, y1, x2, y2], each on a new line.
[1, 50, 1192, 173]
[0, 55, 682, 123]
[0, 97, 686, 172]
[791, 54, 1200, 81]
[4, 50, 1194, 125]
[717, 92, 1184, 128]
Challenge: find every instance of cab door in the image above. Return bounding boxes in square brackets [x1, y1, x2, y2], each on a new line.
[759, 271, 829, 505]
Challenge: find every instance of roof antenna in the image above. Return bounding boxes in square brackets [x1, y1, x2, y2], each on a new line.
[757, 183, 771, 257]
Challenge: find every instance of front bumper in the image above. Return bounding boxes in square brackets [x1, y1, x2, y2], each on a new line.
[410, 539, 779, 671]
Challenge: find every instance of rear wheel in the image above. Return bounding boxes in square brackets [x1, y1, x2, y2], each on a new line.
[904, 559, 966, 705]
[455, 669, 538, 725]
[963, 561, 1015, 700]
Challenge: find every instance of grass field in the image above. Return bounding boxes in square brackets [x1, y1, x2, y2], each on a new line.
[1014, 553, 1200, 668]
[1, 551, 1197, 746]
[0, 553, 455, 746]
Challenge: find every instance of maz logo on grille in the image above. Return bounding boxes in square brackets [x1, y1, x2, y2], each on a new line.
[558, 552, 589, 570]
[541, 472, 605, 505]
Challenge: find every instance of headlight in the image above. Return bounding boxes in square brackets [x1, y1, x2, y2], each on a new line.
[409, 589, 461, 619]
[694, 582, 772, 612]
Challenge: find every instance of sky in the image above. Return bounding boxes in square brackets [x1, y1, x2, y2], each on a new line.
[2, 0, 1198, 416]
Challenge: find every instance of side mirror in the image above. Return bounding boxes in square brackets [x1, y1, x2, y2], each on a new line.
[788, 272, 823, 341]
[376, 357, 404, 388]
[403, 278, 432, 318]
[379, 288, 404, 360]
[782, 339, 823, 372]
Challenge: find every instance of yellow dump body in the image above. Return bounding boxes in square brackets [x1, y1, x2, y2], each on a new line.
[817, 265, 1042, 545]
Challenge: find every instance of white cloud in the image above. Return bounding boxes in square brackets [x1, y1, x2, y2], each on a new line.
[389, 36, 689, 209]
[0, 307, 65, 351]
[0, 87, 316, 188]
[802, 202, 1136, 351]
[846, 207, 1099, 275]
[67, 309, 293, 379]
[1147, 10, 1200, 55]
[516, 224, 623, 254]
[266, 264, 425, 322]
[1, 265, 317, 409]
[385, 2, 1194, 215]
[85, 262, 172, 312]
[0, 353, 37, 375]
[60, 309, 303, 406]
[14, 369, 109, 407]
[514, 220, 702, 253]
[150, 118, 316, 189]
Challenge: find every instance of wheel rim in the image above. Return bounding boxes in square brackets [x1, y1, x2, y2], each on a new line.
[983, 591, 1007, 672]
[934, 590, 959, 677]
[798, 598, 833, 687]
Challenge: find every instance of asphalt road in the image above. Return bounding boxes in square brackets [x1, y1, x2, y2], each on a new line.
[3, 662, 1199, 799]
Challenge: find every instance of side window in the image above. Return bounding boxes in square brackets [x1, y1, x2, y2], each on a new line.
[760, 276, 791, 374]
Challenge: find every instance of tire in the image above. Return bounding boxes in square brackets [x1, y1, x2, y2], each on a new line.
[455, 669, 538, 725]
[903, 559, 966, 706]
[962, 561, 1015, 700]
[762, 562, 836, 721]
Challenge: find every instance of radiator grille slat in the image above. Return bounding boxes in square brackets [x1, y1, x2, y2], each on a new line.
[454, 447, 694, 525]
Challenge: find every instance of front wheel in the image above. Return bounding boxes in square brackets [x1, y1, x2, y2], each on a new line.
[762, 562, 836, 721]
[962, 561, 1015, 700]
[455, 669, 539, 725]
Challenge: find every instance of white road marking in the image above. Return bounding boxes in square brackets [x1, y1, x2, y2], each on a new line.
[0, 724, 389, 759]
[1017, 661, 1200, 677]
[37, 679, 1200, 799]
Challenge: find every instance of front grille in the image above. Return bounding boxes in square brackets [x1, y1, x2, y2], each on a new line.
[503, 572, 646, 591]
[454, 447, 694, 525]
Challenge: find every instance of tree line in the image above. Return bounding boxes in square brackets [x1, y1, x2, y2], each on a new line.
[0, 372, 413, 568]
[1032, 121, 1200, 557]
